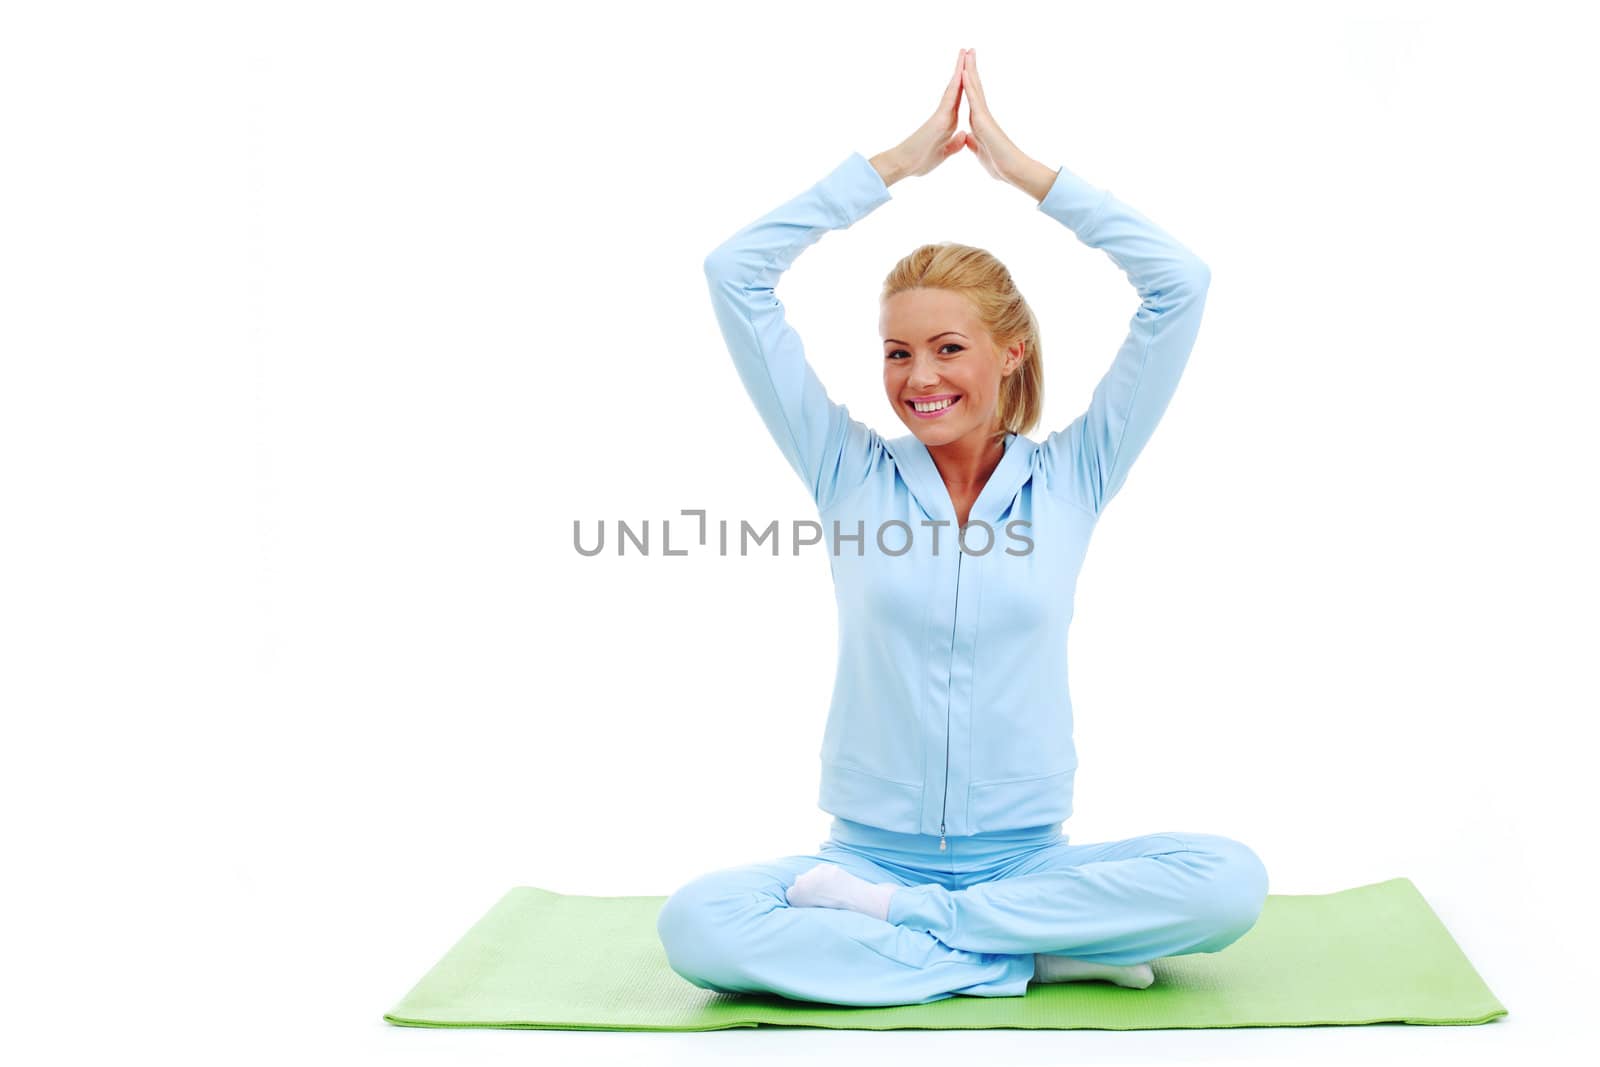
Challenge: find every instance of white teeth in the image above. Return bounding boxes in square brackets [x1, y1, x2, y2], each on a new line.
[912, 397, 957, 412]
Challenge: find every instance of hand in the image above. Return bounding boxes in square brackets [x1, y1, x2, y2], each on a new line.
[872, 49, 970, 185]
[958, 49, 1034, 186]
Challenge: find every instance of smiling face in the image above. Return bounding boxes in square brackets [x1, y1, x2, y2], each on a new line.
[880, 287, 1022, 448]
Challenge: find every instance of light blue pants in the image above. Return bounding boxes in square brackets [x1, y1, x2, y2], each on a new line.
[656, 816, 1270, 1007]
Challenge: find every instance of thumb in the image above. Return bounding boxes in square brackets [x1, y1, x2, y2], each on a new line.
[942, 130, 965, 157]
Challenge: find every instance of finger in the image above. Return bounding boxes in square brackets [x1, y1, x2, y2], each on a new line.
[965, 51, 984, 106]
[936, 79, 963, 124]
[964, 50, 988, 111]
[941, 49, 965, 107]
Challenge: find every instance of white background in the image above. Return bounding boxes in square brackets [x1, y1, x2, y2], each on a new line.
[3, 1, 1596, 1064]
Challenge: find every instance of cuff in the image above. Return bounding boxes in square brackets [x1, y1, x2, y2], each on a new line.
[1038, 164, 1112, 236]
[817, 151, 895, 226]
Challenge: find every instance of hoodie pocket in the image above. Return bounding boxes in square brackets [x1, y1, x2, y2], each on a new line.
[967, 767, 1076, 832]
[818, 757, 923, 830]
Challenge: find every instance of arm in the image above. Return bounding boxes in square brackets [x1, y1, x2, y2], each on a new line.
[1035, 165, 1212, 517]
[702, 151, 892, 512]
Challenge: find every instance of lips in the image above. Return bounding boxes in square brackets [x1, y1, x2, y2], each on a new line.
[906, 394, 961, 419]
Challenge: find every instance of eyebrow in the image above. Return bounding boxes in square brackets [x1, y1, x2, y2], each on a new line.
[882, 331, 969, 345]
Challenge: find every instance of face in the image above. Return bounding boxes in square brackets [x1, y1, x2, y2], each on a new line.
[880, 287, 1023, 449]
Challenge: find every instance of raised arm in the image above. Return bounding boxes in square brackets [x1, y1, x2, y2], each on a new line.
[1035, 165, 1211, 517]
[701, 151, 891, 512]
[951, 48, 1210, 518]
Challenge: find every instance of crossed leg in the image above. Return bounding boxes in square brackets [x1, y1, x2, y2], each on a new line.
[655, 842, 1032, 1007]
[655, 830, 1269, 1007]
[886, 831, 1271, 965]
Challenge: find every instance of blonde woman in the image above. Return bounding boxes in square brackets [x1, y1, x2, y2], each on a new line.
[657, 49, 1267, 1006]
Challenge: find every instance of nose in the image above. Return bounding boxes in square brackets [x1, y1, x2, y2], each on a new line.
[906, 352, 941, 388]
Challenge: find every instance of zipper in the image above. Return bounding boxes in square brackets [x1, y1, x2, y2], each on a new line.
[939, 544, 964, 851]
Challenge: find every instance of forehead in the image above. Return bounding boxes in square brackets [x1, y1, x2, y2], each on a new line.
[879, 287, 976, 335]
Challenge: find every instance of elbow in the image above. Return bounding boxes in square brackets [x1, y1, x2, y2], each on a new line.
[704, 243, 749, 283]
[704, 247, 763, 301]
[703, 250, 744, 305]
[1159, 258, 1210, 307]
[703, 249, 754, 311]
[1148, 259, 1209, 311]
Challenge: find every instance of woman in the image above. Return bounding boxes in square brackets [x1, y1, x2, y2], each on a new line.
[657, 48, 1268, 1007]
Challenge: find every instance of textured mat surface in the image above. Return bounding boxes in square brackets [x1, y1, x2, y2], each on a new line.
[383, 877, 1506, 1031]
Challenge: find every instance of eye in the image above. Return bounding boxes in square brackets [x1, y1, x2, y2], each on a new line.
[885, 343, 965, 360]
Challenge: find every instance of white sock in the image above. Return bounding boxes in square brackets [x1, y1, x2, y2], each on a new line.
[784, 862, 899, 922]
[1032, 953, 1156, 989]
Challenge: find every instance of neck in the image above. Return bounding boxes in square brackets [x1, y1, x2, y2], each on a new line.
[926, 427, 1009, 495]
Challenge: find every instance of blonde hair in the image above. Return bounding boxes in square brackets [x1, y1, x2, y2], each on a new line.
[880, 242, 1043, 443]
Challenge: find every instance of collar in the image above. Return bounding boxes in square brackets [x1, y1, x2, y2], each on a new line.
[883, 430, 1035, 527]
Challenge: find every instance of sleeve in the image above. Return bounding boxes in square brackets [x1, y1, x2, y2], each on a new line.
[701, 151, 892, 512]
[1035, 165, 1212, 518]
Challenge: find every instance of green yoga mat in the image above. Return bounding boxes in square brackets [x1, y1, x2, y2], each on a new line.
[383, 876, 1506, 1031]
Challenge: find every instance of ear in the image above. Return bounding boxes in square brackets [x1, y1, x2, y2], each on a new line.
[1003, 339, 1026, 374]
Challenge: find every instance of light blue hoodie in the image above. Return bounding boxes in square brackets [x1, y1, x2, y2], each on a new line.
[703, 151, 1210, 847]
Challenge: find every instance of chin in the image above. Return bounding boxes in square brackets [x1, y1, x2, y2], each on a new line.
[908, 421, 968, 445]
